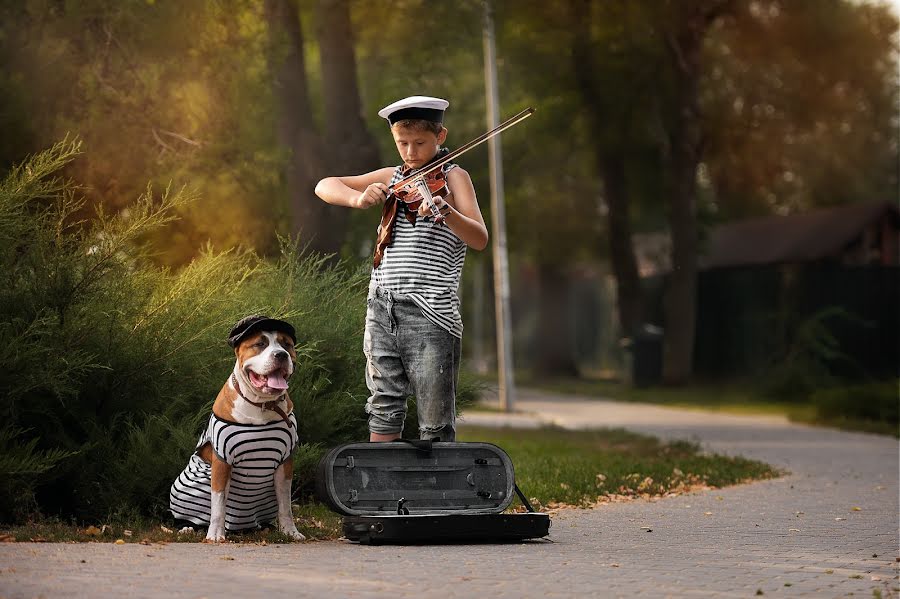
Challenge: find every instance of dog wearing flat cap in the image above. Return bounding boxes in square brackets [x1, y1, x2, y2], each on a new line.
[169, 315, 305, 542]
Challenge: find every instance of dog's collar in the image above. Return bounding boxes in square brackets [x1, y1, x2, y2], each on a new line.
[231, 373, 293, 428]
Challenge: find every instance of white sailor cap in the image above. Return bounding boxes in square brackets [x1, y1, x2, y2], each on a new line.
[377, 95, 449, 125]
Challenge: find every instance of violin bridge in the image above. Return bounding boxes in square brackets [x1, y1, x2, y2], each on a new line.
[412, 177, 445, 226]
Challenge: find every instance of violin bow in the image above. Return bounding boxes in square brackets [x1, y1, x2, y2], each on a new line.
[389, 106, 535, 192]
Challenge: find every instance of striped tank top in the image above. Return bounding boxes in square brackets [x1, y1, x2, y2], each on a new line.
[169, 412, 298, 531]
[372, 160, 466, 338]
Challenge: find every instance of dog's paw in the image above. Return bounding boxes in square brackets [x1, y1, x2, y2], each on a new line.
[279, 520, 306, 541]
[286, 528, 306, 541]
[204, 529, 227, 543]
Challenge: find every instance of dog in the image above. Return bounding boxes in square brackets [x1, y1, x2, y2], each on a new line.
[169, 315, 305, 542]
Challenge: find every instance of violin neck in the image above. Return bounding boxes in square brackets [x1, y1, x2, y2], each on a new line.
[392, 107, 534, 188]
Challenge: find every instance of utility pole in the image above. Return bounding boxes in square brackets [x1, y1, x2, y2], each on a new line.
[482, 0, 515, 412]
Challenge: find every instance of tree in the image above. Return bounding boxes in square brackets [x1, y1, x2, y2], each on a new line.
[652, 0, 738, 384]
[0, 0, 287, 265]
[265, 0, 331, 253]
[265, 0, 383, 256]
[566, 0, 665, 338]
[703, 0, 899, 217]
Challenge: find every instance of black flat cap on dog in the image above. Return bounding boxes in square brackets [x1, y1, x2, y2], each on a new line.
[227, 315, 296, 348]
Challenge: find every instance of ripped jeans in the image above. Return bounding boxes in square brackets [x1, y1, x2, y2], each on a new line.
[363, 286, 459, 441]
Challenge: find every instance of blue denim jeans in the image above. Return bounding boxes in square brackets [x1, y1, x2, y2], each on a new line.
[363, 285, 459, 441]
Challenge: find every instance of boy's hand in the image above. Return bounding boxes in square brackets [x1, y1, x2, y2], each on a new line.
[355, 183, 388, 209]
[417, 191, 453, 217]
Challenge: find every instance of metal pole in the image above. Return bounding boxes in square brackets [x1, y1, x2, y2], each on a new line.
[483, 0, 515, 412]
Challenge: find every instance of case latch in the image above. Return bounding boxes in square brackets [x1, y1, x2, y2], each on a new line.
[397, 497, 410, 515]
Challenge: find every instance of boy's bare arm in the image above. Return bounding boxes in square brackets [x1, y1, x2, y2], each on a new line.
[430, 167, 489, 251]
[315, 168, 395, 209]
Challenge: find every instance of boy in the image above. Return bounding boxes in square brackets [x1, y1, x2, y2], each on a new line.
[315, 95, 488, 442]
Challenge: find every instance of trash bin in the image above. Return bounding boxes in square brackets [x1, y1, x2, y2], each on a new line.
[621, 324, 663, 387]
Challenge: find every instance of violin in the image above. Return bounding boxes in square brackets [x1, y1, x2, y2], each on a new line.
[373, 106, 535, 268]
[390, 166, 451, 225]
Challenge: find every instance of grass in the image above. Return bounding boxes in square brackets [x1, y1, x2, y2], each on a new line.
[0, 423, 778, 542]
[0, 503, 342, 544]
[0, 426, 781, 544]
[510, 375, 897, 437]
[458, 425, 780, 509]
[514, 375, 807, 415]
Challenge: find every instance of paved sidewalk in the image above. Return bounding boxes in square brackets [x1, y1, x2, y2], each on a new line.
[1, 389, 897, 598]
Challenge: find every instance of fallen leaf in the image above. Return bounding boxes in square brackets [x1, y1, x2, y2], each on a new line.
[788, 528, 801, 532]
[716, 496, 724, 501]
[609, 563, 620, 568]
[704, 511, 713, 516]
[0, 534, 15, 543]
[139, 539, 152, 545]
[825, 569, 834, 574]
[851, 506, 862, 511]
[871, 576, 882, 581]
[83, 526, 102, 537]
[114, 539, 125, 545]
[221, 556, 235, 561]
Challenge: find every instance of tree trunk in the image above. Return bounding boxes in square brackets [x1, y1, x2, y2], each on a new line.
[265, 0, 339, 255]
[599, 151, 644, 337]
[568, 0, 644, 339]
[533, 262, 579, 377]
[316, 0, 381, 175]
[660, 2, 731, 384]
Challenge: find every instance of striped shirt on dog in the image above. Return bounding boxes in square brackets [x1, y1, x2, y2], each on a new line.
[169, 412, 298, 531]
[372, 159, 466, 338]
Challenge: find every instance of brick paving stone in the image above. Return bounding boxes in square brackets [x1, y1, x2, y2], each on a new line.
[0, 388, 897, 598]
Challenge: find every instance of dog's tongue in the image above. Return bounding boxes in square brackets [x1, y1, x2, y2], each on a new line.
[266, 373, 288, 390]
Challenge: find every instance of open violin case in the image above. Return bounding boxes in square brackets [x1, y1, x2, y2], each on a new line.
[315, 441, 550, 545]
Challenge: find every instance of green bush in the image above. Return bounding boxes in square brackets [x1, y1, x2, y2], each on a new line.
[761, 306, 869, 400]
[0, 140, 480, 523]
[810, 381, 899, 429]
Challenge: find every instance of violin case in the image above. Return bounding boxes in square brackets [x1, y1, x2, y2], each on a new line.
[315, 441, 550, 545]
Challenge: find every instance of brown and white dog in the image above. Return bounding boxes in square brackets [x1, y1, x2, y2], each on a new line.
[169, 315, 305, 542]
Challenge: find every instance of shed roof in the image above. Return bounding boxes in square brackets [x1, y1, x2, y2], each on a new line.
[700, 200, 899, 269]
[634, 201, 899, 276]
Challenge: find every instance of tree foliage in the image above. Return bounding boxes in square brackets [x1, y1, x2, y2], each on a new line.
[0, 0, 896, 381]
[0, 141, 367, 521]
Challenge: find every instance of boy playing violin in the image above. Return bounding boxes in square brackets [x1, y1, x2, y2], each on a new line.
[315, 95, 488, 442]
